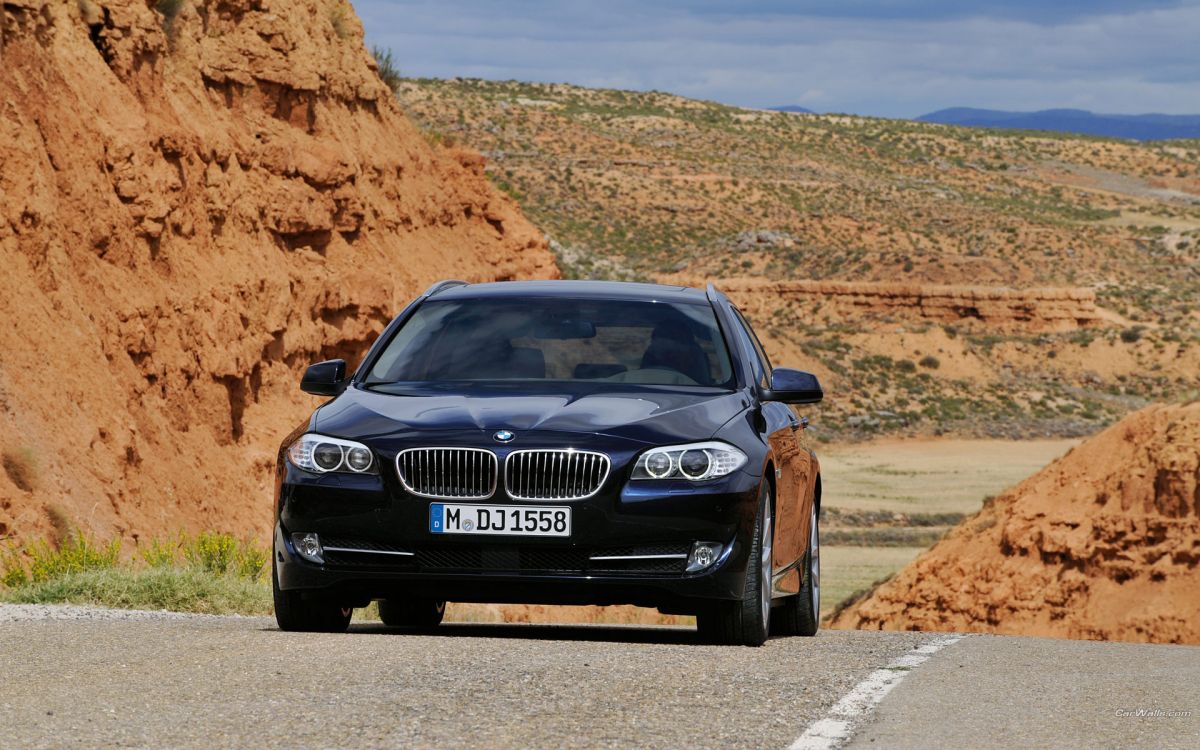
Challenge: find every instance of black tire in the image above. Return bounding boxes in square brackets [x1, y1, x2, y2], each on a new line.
[272, 560, 352, 633]
[773, 502, 820, 637]
[696, 482, 773, 646]
[378, 598, 446, 630]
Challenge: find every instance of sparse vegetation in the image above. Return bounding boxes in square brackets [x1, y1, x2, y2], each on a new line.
[155, 0, 186, 35]
[328, 1, 353, 40]
[372, 46, 401, 93]
[390, 79, 1200, 439]
[1, 531, 269, 614]
[2, 447, 36, 492]
[1120, 326, 1146, 343]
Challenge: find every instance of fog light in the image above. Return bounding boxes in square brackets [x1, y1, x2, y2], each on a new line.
[686, 541, 723, 573]
[292, 532, 324, 564]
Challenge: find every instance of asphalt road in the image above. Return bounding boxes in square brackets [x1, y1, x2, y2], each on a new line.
[1, 605, 1196, 749]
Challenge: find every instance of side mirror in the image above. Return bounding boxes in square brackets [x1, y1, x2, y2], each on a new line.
[300, 359, 347, 397]
[762, 368, 823, 404]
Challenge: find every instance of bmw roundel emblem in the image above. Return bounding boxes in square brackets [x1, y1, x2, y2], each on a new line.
[493, 430, 515, 443]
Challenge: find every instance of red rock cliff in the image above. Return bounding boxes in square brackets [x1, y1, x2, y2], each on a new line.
[0, 0, 557, 543]
[829, 402, 1200, 644]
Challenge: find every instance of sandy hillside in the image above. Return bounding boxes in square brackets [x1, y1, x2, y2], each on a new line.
[828, 401, 1200, 644]
[0, 0, 556, 545]
[399, 79, 1200, 439]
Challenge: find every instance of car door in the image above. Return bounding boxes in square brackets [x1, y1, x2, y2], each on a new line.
[729, 307, 810, 596]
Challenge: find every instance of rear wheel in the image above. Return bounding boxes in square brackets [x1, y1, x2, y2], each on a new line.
[697, 482, 772, 646]
[774, 502, 820, 637]
[272, 560, 352, 633]
[379, 598, 446, 630]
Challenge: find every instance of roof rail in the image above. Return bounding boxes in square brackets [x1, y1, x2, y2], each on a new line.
[422, 279, 469, 298]
[705, 282, 724, 303]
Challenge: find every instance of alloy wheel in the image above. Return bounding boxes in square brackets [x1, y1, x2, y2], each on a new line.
[809, 505, 820, 616]
[760, 498, 773, 628]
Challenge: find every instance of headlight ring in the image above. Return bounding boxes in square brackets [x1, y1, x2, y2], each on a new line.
[286, 434, 378, 475]
[631, 441, 746, 482]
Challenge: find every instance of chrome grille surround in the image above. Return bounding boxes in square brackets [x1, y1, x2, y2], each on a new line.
[395, 447, 497, 500]
[504, 449, 611, 501]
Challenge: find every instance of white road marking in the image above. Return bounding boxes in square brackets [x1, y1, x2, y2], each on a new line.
[787, 634, 965, 750]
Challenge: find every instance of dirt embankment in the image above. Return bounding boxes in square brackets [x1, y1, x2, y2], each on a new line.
[0, 0, 556, 544]
[716, 279, 1106, 333]
[829, 402, 1200, 644]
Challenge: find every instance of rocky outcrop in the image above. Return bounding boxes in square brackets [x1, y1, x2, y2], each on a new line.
[718, 280, 1104, 332]
[0, 1, 556, 543]
[829, 402, 1200, 644]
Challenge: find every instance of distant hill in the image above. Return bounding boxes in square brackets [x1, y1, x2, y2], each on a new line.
[398, 78, 1200, 440]
[917, 107, 1200, 141]
[772, 105, 814, 114]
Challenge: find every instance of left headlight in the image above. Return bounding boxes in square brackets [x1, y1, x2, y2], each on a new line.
[631, 441, 748, 481]
[286, 433, 378, 474]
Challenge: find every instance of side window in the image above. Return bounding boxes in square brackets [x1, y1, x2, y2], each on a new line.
[731, 307, 772, 387]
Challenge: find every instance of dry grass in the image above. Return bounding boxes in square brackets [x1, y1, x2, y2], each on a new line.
[1, 531, 268, 614]
[821, 546, 923, 621]
[819, 438, 1079, 514]
[328, 1, 353, 40]
[2, 448, 36, 492]
[818, 437, 1078, 617]
[372, 46, 401, 94]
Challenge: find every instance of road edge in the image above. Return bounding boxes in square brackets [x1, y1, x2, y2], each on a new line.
[787, 633, 966, 750]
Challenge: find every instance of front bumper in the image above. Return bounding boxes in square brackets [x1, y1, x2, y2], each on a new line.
[273, 460, 762, 612]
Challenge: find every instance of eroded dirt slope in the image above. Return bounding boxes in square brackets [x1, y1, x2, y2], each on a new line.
[0, 0, 556, 543]
[829, 402, 1200, 644]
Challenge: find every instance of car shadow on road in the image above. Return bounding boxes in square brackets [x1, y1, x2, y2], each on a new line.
[326, 621, 704, 645]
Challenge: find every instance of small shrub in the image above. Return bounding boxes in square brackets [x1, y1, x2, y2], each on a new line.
[46, 504, 73, 547]
[25, 534, 120, 585]
[234, 540, 268, 581]
[2, 448, 36, 492]
[328, 1, 352, 39]
[182, 532, 267, 580]
[1, 542, 28, 588]
[155, 0, 185, 28]
[918, 355, 941, 369]
[183, 531, 238, 576]
[372, 46, 402, 93]
[1120, 326, 1146, 343]
[895, 359, 917, 373]
[139, 537, 179, 568]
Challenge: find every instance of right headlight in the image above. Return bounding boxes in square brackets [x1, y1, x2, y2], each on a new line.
[286, 433, 378, 474]
[631, 441, 747, 481]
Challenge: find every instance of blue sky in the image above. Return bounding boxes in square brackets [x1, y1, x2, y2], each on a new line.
[355, 0, 1200, 117]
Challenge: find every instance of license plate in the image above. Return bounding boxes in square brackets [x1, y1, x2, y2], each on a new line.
[429, 503, 571, 537]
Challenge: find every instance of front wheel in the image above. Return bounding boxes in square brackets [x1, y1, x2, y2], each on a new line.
[272, 560, 352, 633]
[696, 482, 773, 646]
[774, 502, 820, 637]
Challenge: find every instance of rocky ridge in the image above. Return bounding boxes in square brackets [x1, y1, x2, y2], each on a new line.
[0, 0, 556, 543]
[716, 280, 1105, 333]
[829, 402, 1200, 644]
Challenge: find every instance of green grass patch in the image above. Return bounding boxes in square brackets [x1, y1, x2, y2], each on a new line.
[1, 531, 270, 615]
[1, 567, 271, 615]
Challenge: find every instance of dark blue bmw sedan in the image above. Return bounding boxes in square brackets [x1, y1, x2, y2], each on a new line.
[273, 280, 823, 645]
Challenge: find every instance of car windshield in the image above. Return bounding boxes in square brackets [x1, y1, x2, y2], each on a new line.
[365, 297, 736, 389]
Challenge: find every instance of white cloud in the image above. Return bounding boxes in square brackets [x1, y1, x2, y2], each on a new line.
[356, 0, 1200, 116]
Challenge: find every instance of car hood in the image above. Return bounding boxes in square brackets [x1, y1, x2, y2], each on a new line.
[313, 384, 749, 446]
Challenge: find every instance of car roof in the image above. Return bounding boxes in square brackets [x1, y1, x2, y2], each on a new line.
[431, 280, 712, 305]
